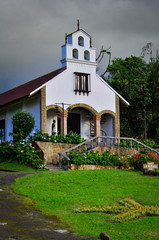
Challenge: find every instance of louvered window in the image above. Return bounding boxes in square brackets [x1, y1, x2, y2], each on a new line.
[74, 72, 91, 95]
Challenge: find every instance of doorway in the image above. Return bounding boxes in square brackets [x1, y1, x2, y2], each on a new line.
[67, 113, 80, 134]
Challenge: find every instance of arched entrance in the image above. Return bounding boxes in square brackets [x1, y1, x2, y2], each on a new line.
[67, 104, 97, 139]
[46, 105, 63, 135]
[100, 111, 116, 137]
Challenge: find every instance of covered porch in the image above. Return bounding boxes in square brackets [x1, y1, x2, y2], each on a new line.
[44, 103, 119, 139]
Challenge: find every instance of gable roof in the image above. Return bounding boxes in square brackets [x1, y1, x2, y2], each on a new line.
[67, 28, 91, 39]
[0, 66, 66, 107]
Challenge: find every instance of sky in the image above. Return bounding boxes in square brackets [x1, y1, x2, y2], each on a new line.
[0, 0, 159, 94]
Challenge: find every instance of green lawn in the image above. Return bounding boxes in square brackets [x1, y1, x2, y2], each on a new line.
[0, 161, 39, 172]
[13, 169, 159, 239]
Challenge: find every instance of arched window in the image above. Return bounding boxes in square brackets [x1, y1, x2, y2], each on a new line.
[73, 49, 78, 59]
[84, 50, 90, 61]
[78, 36, 84, 46]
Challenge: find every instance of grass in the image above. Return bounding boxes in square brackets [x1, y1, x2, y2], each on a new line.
[0, 161, 39, 172]
[13, 169, 159, 239]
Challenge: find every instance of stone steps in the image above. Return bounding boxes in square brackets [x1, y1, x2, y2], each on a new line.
[45, 164, 64, 171]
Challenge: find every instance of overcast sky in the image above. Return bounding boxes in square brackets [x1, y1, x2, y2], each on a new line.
[0, 0, 159, 94]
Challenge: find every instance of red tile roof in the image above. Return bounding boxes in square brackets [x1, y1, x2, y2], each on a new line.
[0, 66, 66, 107]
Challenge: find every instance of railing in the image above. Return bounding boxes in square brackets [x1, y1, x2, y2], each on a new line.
[58, 136, 159, 169]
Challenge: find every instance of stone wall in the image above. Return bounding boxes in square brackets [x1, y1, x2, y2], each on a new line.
[70, 164, 118, 170]
[92, 146, 138, 157]
[35, 141, 75, 164]
[35, 141, 140, 166]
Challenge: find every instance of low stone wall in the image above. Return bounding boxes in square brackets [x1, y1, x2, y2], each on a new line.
[70, 164, 118, 170]
[93, 146, 138, 156]
[35, 141, 75, 164]
[35, 141, 140, 165]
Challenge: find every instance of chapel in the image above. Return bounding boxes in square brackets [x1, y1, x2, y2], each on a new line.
[0, 22, 129, 143]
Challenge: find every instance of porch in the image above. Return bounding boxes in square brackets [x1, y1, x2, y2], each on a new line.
[44, 104, 119, 140]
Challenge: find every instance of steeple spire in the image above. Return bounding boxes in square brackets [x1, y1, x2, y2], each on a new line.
[77, 19, 80, 30]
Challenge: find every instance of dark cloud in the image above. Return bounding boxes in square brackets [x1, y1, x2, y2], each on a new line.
[0, 0, 159, 93]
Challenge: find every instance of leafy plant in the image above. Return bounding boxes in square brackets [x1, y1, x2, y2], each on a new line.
[0, 140, 44, 169]
[146, 152, 159, 163]
[29, 131, 85, 144]
[119, 156, 131, 169]
[65, 150, 159, 171]
[129, 153, 151, 171]
[66, 150, 121, 167]
[12, 110, 35, 141]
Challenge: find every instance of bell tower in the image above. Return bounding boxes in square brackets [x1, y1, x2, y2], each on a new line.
[61, 21, 97, 68]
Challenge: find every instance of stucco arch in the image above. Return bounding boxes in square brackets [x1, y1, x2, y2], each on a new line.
[46, 104, 63, 113]
[99, 110, 116, 117]
[100, 110, 116, 138]
[67, 103, 98, 116]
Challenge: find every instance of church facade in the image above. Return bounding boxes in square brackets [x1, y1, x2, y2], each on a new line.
[0, 24, 129, 143]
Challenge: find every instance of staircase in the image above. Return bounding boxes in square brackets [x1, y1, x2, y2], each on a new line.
[58, 136, 159, 169]
[45, 164, 64, 171]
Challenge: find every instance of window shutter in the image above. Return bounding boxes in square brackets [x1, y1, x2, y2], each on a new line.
[88, 75, 91, 92]
[74, 72, 91, 94]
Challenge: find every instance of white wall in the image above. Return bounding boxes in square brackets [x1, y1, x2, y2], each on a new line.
[0, 94, 41, 141]
[53, 29, 116, 115]
[46, 67, 116, 114]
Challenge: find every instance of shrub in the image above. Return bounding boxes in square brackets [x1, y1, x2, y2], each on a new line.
[146, 152, 159, 163]
[29, 131, 85, 144]
[0, 140, 44, 169]
[119, 156, 131, 169]
[65, 133, 85, 144]
[12, 111, 35, 141]
[65, 150, 159, 171]
[66, 150, 121, 167]
[129, 153, 150, 171]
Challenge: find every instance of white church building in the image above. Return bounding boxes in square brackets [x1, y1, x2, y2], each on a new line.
[0, 23, 129, 143]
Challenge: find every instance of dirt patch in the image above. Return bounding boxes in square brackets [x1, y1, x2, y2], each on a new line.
[0, 172, 96, 240]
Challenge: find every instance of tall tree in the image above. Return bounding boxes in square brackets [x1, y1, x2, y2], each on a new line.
[140, 42, 159, 142]
[107, 56, 152, 138]
[147, 58, 159, 141]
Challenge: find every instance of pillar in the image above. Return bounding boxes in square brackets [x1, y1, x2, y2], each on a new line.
[115, 95, 120, 138]
[93, 115, 101, 137]
[60, 112, 68, 135]
[40, 86, 47, 133]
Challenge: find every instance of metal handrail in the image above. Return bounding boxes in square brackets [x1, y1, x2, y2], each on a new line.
[58, 136, 159, 168]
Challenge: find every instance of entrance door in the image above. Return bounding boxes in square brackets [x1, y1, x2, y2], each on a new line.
[67, 113, 80, 134]
[57, 116, 61, 135]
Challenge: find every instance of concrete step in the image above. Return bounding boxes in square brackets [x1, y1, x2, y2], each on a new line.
[45, 164, 64, 171]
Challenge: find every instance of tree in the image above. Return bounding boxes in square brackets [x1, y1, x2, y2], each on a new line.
[107, 56, 152, 138]
[12, 111, 35, 141]
[147, 57, 159, 142]
[140, 42, 159, 142]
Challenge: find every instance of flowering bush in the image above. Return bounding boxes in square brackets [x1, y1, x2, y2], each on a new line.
[119, 156, 131, 169]
[65, 150, 121, 167]
[0, 140, 44, 169]
[146, 152, 159, 163]
[129, 153, 149, 171]
[128, 152, 159, 171]
[29, 131, 85, 144]
[63, 150, 159, 171]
